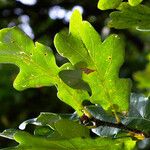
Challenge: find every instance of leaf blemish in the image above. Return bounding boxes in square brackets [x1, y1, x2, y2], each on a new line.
[108, 56, 112, 60]
[81, 68, 95, 74]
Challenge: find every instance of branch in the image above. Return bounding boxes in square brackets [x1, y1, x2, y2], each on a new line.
[80, 114, 150, 138]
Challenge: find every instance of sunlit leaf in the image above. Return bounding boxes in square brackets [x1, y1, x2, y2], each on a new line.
[128, 0, 143, 6]
[97, 0, 143, 10]
[0, 27, 89, 115]
[0, 27, 59, 90]
[0, 130, 136, 150]
[54, 10, 131, 113]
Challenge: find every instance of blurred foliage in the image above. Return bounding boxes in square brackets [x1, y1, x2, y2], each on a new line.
[0, 0, 150, 148]
[97, 0, 143, 10]
[109, 2, 150, 31]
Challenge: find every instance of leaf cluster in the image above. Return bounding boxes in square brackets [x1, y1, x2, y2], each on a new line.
[0, 0, 150, 149]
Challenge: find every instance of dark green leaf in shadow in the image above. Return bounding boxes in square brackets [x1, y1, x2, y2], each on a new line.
[34, 126, 54, 137]
[86, 105, 116, 123]
[134, 54, 150, 90]
[137, 138, 150, 150]
[86, 105, 120, 137]
[59, 69, 91, 92]
[92, 126, 120, 137]
[122, 93, 150, 133]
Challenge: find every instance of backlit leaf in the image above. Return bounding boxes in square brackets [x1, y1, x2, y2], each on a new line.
[97, 0, 143, 10]
[0, 27, 59, 90]
[0, 27, 89, 115]
[0, 130, 136, 150]
[128, 0, 143, 6]
[54, 10, 131, 113]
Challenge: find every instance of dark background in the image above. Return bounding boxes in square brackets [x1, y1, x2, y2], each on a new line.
[0, 0, 149, 148]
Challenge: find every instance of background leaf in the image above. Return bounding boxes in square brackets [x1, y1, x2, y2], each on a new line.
[97, 0, 143, 10]
[134, 54, 150, 90]
[122, 93, 150, 134]
[98, 0, 122, 10]
[109, 3, 150, 31]
[128, 0, 143, 6]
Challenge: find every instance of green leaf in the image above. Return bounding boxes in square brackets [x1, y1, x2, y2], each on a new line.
[56, 63, 90, 115]
[1, 130, 136, 150]
[34, 126, 54, 137]
[19, 112, 89, 138]
[54, 119, 90, 138]
[92, 126, 120, 137]
[97, 0, 143, 10]
[128, 0, 143, 6]
[19, 112, 61, 130]
[0, 27, 59, 90]
[54, 10, 131, 113]
[59, 69, 91, 92]
[86, 105, 120, 137]
[122, 93, 150, 134]
[109, 3, 150, 31]
[98, 0, 122, 10]
[86, 105, 116, 123]
[0, 27, 89, 115]
[36, 113, 90, 138]
[37, 112, 61, 128]
[134, 55, 150, 89]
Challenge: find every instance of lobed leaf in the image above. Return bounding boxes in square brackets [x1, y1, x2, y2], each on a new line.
[109, 3, 150, 31]
[54, 10, 131, 113]
[97, 0, 143, 10]
[0, 27, 89, 115]
[0, 27, 59, 90]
